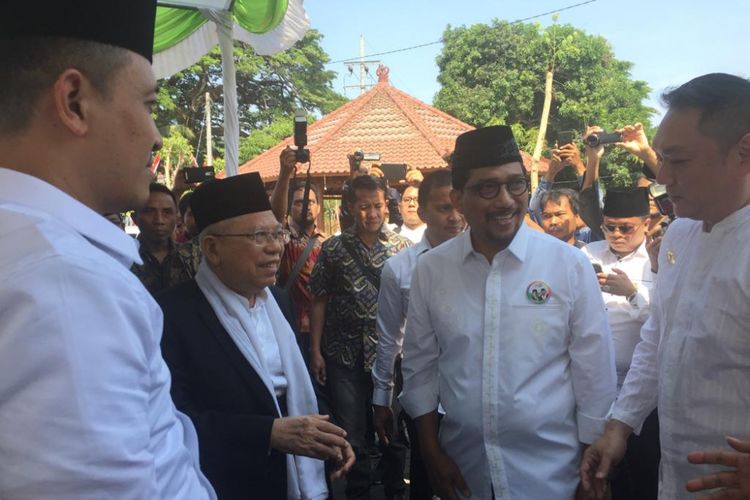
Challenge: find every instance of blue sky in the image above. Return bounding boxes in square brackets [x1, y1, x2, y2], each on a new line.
[304, 0, 749, 126]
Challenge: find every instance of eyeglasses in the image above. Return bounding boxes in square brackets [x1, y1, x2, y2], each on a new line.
[210, 228, 291, 246]
[602, 223, 641, 235]
[401, 196, 418, 204]
[465, 178, 529, 199]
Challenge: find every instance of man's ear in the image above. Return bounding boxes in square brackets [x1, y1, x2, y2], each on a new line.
[201, 236, 221, 267]
[52, 69, 95, 137]
[736, 132, 750, 173]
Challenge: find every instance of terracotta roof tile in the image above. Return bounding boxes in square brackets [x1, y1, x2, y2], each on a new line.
[238, 68, 548, 181]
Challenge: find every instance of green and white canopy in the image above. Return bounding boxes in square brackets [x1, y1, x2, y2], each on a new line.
[154, 0, 309, 175]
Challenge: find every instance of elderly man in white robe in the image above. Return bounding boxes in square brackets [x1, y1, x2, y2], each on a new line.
[157, 173, 354, 500]
[400, 125, 617, 500]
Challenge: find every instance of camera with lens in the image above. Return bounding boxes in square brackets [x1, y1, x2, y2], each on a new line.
[584, 131, 623, 147]
[294, 109, 310, 163]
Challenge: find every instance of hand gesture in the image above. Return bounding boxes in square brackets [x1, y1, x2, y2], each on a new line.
[597, 268, 637, 297]
[329, 439, 356, 481]
[616, 123, 651, 158]
[580, 428, 628, 500]
[424, 448, 471, 500]
[686, 436, 750, 499]
[172, 167, 189, 196]
[270, 414, 349, 461]
[373, 404, 394, 447]
[558, 143, 586, 175]
[279, 146, 298, 179]
[310, 350, 327, 386]
[405, 168, 424, 187]
[546, 149, 566, 182]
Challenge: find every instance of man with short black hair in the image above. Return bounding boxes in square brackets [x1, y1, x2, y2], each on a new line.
[539, 188, 586, 247]
[132, 183, 196, 295]
[400, 125, 616, 500]
[309, 174, 411, 500]
[0, 2, 215, 498]
[272, 147, 328, 359]
[581, 73, 750, 500]
[395, 185, 426, 243]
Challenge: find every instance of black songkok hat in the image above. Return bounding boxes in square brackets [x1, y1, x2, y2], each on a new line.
[191, 173, 272, 233]
[602, 187, 650, 218]
[1, 1, 157, 62]
[452, 126, 524, 171]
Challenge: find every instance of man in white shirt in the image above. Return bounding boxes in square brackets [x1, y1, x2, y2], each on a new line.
[0, 3, 216, 498]
[400, 125, 617, 500]
[582, 188, 658, 500]
[372, 169, 465, 500]
[580, 73, 750, 500]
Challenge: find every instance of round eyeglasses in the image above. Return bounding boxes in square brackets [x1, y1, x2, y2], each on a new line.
[466, 178, 529, 199]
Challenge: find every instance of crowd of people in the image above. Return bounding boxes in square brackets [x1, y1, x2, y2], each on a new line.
[0, 2, 749, 500]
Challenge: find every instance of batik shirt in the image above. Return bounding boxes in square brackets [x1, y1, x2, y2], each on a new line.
[309, 226, 411, 371]
[131, 237, 196, 295]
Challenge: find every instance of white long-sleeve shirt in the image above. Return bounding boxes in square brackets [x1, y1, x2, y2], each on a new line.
[0, 168, 215, 500]
[400, 224, 616, 500]
[612, 206, 750, 499]
[372, 236, 431, 407]
[582, 240, 654, 387]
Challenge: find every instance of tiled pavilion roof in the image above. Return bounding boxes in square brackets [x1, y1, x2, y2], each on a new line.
[238, 65, 547, 182]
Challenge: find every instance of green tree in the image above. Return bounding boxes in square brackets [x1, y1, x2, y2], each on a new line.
[435, 20, 654, 187]
[156, 29, 346, 162]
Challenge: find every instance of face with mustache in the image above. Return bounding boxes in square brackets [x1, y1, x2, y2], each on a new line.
[451, 162, 528, 259]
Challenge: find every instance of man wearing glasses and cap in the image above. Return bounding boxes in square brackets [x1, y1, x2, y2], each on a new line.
[157, 173, 354, 500]
[399, 125, 616, 500]
[582, 188, 658, 500]
[0, 2, 215, 498]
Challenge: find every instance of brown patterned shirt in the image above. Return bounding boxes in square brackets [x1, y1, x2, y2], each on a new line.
[131, 237, 196, 296]
[309, 226, 412, 371]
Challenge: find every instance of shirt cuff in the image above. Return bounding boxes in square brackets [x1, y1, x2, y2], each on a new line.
[372, 387, 393, 407]
[577, 409, 607, 444]
[398, 384, 438, 420]
[609, 405, 646, 436]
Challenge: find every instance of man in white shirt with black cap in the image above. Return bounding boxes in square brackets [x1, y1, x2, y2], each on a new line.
[580, 73, 750, 500]
[400, 125, 617, 500]
[582, 187, 658, 500]
[0, 2, 216, 498]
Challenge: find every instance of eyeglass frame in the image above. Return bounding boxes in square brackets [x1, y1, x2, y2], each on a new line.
[601, 222, 643, 235]
[209, 227, 291, 246]
[464, 177, 530, 200]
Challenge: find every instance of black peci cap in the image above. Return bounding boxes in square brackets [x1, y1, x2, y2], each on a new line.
[1, 1, 158, 62]
[191, 173, 273, 233]
[602, 187, 650, 218]
[451, 125, 524, 172]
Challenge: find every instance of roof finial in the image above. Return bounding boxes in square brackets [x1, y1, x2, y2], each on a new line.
[376, 64, 390, 83]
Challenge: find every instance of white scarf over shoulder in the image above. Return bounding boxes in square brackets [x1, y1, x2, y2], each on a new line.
[196, 262, 327, 500]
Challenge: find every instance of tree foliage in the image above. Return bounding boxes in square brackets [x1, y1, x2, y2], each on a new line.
[435, 21, 655, 187]
[155, 29, 346, 163]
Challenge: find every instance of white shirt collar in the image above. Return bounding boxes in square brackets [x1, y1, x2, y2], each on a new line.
[460, 222, 530, 264]
[0, 168, 140, 267]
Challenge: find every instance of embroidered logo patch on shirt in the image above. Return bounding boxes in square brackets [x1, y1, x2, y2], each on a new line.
[526, 280, 552, 304]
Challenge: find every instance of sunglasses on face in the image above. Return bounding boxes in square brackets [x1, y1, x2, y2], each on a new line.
[466, 178, 529, 199]
[602, 223, 641, 235]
